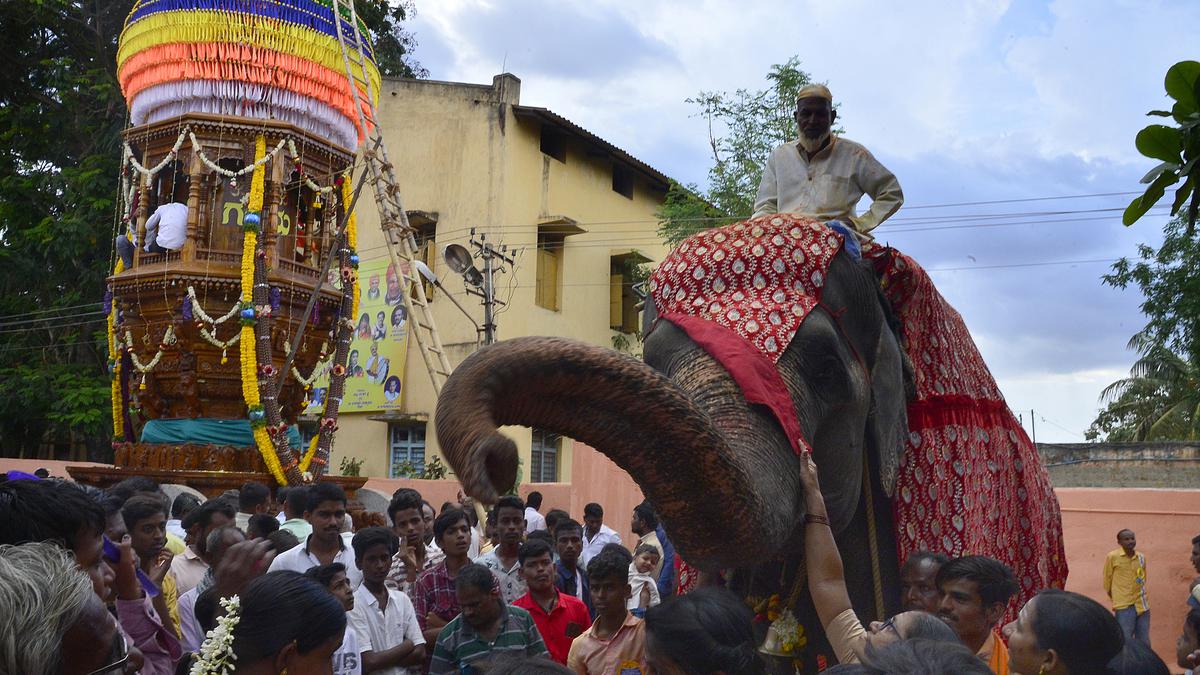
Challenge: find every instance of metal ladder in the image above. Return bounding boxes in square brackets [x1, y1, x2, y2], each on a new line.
[331, 0, 453, 394]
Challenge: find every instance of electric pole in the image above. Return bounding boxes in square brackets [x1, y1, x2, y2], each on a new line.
[464, 229, 514, 345]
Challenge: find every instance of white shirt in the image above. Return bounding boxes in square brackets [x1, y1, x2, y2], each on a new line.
[474, 549, 526, 603]
[178, 586, 203, 653]
[144, 202, 188, 250]
[267, 535, 363, 589]
[347, 583, 426, 675]
[165, 518, 187, 541]
[580, 524, 621, 568]
[332, 624, 363, 675]
[525, 507, 546, 533]
[752, 136, 903, 234]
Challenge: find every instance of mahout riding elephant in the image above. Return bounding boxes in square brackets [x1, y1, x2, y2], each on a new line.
[435, 214, 1064, 667]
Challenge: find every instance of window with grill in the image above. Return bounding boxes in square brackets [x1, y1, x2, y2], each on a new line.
[529, 428, 560, 483]
[389, 422, 427, 477]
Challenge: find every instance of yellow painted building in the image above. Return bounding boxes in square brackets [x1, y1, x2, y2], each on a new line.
[333, 73, 672, 480]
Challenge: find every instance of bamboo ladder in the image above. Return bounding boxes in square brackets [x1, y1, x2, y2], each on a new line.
[331, 0, 454, 394]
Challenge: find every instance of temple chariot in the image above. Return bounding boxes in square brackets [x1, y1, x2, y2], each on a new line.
[70, 0, 448, 496]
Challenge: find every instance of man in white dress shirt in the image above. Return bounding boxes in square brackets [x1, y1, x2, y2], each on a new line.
[752, 84, 903, 241]
[348, 527, 426, 674]
[524, 491, 547, 534]
[580, 502, 621, 568]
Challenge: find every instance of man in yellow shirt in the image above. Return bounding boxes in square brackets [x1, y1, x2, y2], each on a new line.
[1104, 528, 1150, 646]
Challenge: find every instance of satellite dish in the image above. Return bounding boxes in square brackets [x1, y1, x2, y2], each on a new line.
[443, 244, 474, 274]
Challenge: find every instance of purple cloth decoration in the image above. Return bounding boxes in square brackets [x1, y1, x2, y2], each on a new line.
[181, 295, 193, 321]
[269, 287, 281, 312]
[310, 301, 320, 325]
[103, 290, 113, 315]
[4, 471, 40, 481]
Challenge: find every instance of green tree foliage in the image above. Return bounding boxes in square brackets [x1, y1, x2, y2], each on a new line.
[0, 0, 133, 459]
[0, 1, 422, 459]
[357, 0, 428, 78]
[1124, 61, 1200, 234]
[657, 57, 831, 245]
[1086, 334, 1199, 441]
[1090, 217, 1200, 441]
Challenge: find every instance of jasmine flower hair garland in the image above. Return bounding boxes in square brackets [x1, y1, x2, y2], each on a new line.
[190, 594, 241, 675]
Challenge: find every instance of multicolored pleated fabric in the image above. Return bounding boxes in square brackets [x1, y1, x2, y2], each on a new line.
[118, 0, 380, 149]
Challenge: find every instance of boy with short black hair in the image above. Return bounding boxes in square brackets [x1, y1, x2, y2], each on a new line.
[567, 547, 646, 673]
[512, 539, 590, 664]
[554, 518, 593, 618]
[414, 508, 473, 647]
[235, 480, 272, 531]
[268, 481, 361, 588]
[387, 488, 443, 596]
[308, 562, 363, 675]
[348, 526, 425, 674]
[476, 495, 527, 602]
[121, 494, 180, 637]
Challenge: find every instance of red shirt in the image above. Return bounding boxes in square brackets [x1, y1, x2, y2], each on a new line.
[512, 589, 591, 664]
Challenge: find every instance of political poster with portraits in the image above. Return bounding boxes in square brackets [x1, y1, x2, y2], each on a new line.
[303, 257, 410, 413]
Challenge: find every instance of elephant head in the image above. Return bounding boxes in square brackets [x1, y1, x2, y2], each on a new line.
[435, 216, 910, 594]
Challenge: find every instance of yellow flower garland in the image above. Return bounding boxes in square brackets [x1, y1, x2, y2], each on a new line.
[299, 172, 357, 476]
[299, 434, 320, 473]
[240, 134, 287, 486]
[109, 259, 125, 439]
[344, 173, 359, 324]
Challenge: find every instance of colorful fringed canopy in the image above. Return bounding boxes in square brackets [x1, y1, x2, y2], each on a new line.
[118, 0, 381, 149]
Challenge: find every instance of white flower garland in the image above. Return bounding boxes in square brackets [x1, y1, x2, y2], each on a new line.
[191, 132, 285, 178]
[286, 139, 335, 194]
[282, 340, 329, 388]
[125, 127, 188, 177]
[125, 326, 176, 373]
[187, 286, 240, 325]
[190, 594, 240, 675]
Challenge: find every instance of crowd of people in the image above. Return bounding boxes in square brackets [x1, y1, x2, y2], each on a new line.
[0, 459, 1196, 675]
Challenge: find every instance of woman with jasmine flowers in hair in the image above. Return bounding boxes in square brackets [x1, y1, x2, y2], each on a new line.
[188, 570, 346, 674]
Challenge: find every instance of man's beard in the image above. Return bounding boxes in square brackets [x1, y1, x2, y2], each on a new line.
[798, 130, 830, 154]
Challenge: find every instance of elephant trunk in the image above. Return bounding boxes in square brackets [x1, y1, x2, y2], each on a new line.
[435, 336, 799, 570]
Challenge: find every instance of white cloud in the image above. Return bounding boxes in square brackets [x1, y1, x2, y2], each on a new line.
[404, 0, 1190, 441]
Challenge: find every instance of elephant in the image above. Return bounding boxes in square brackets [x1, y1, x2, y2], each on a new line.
[434, 214, 1064, 667]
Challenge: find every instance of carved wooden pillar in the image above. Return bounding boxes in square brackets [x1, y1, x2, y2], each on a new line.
[265, 148, 282, 269]
[196, 172, 212, 252]
[134, 147, 152, 267]
[182, 152, 203, 262]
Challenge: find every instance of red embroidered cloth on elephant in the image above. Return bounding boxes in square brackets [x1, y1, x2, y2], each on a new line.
[648, 214, 844, 456]
[649, 214, 1067, 613]
[865, 245, 1067, 617]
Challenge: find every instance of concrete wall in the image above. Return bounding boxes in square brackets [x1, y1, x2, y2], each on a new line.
[1057, 488, 1200, 669]
[1039, 442, 1200, 489]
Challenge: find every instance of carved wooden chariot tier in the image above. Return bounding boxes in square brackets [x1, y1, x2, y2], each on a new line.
[70, 0, 384, 496]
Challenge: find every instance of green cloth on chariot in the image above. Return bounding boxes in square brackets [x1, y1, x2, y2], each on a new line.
[141, 418, 304, 449]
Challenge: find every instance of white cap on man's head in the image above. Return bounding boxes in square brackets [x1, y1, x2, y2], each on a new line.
[796, 84, 833, 103]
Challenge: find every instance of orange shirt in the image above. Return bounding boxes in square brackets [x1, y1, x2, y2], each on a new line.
[978, 629, 1009, 675]
[566, 612, 646, 674]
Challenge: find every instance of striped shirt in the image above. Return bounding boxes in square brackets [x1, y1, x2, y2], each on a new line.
[428, 603, 549, 673]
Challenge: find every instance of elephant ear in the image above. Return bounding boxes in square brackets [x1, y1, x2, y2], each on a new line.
[863, 281, 912, 497]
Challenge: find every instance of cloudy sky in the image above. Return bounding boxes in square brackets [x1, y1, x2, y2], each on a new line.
[405, 0, 1197, 442]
